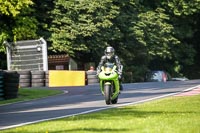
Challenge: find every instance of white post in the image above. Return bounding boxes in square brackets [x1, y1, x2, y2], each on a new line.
[40, 38, 48, 71]
[4, 41, 11, 70]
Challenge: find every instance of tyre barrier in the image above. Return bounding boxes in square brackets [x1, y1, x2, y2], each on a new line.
[4, 71, 19, 99]
[31, 71, 45, 87]
[45, 71, 49, 87]
[86, 71, 99, 85]
[0, 71, 4, 100]
[17, 71, 31, 88]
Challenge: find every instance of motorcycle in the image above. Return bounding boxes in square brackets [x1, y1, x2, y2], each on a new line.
[98, 63, 120, 105]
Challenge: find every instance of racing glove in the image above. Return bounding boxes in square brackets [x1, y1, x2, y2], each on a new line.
[118, 71, 122, 79]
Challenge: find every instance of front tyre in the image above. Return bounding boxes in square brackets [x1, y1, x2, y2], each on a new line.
[104, 84, 111, 105]
[111, 96, 118, 104]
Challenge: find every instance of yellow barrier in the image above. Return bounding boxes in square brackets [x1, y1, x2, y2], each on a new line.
[49, 70, 85, 87]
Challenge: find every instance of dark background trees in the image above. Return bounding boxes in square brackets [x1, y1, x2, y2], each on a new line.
[0, 0, 200, 82]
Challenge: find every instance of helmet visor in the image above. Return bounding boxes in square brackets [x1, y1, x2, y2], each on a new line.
[106, 52, 113, 56]
[106, 52, 114, 59]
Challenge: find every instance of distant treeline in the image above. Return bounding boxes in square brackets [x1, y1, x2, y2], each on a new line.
[0, 0, 200, 82]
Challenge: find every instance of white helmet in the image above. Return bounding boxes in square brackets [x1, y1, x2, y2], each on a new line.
[105, 46, 115, 59]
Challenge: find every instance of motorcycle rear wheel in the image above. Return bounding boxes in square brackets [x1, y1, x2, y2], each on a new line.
[104, 84, 111, 105]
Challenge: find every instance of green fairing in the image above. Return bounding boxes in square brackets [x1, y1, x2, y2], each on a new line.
[98, 65, 120, 101]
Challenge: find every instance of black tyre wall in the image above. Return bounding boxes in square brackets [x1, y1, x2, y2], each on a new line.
[4, 71, 19, 99]
[17, 71, 31, 88]
[0, 71, 4, 100]
[31, 71, 45, 87]
[86, 71, 99, 85]
[45, 71, 49, 87]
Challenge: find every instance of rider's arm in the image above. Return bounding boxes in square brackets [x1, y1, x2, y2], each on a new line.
[115, 55, 123, 74]
[97, 56, 106, 73]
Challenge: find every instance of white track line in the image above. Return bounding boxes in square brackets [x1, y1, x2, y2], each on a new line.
[182, 85, 200, 92]
[1, 84, 199, 130]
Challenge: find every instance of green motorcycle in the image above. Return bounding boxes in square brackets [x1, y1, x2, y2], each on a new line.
[98, 63, 120, 105]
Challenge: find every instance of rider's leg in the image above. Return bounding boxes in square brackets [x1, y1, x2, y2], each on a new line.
[120, 83, 123, 91]
[119, 78, 123, 91]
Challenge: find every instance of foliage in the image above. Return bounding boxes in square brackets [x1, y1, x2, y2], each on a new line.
[49, 0, 120, 57]
[33, 0, 54, 40]
[161, 0, 200, 77]
[162, 0, 200, 16]
[0, 0, 37, 52]
[133, 8, 180, 59]
[1, 0, 200, 80]
[0, 0, 33, 17]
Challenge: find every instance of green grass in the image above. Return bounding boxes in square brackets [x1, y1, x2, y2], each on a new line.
[1, 95, 200, 133]
[0, 88, 62, 105]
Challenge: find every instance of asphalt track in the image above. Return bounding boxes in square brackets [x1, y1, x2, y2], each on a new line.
[0, 79, 200, 130]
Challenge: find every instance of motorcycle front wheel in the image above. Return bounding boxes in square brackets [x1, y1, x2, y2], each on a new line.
[111, 95, 118, 104]
[104, 84, 111, 105]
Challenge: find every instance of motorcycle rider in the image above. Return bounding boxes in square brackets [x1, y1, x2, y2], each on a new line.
[97, 46, 123, 90]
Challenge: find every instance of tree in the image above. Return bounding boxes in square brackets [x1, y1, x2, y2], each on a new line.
[0, 0, 37, 52]
[131, 7, 182, 77]
[49, 0, 120, 58]
[161, 0, 200, 78]
[33, 0, 54, 40]
[46, 0, 200, 80]
[130, 0, 200, 78]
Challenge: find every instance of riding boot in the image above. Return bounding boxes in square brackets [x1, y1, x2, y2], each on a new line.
[120, 84, 123, 91]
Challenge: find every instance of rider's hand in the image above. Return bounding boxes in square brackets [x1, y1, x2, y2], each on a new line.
[118, 71, 122, 76]
[118, 74, 122, 79]
[97, 70, 100, 75]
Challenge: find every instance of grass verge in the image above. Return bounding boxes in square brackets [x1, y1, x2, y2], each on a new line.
[0, 88, 62, 105]
[1, 95, 200, 133]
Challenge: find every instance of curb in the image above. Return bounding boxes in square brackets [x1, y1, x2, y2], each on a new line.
[175, 85, 200, 97]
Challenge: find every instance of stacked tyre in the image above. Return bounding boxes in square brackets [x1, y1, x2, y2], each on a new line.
[0, 71, 4, 100]
[4, 71, 19, 99]
[31, 71, 45, 87]
[45, 71, 49, 87]
[86, 70, 99, 85]
[17, 71, 31, 88]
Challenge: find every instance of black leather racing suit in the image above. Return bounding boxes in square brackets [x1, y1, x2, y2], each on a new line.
[97, 55, 123, 75]
[97, 55, 123, 90]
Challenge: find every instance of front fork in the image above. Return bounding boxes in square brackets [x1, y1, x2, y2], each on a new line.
[100, 80, 109, 95]
[100, 80, 120, 100]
